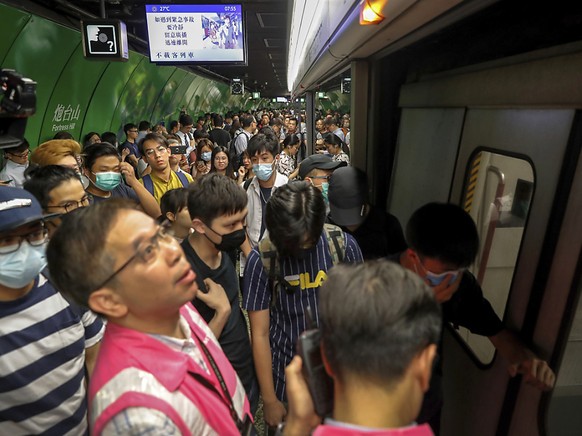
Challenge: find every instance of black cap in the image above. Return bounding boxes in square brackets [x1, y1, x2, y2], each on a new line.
[299, 154, 346, 180]
[328, 166, 367, 226]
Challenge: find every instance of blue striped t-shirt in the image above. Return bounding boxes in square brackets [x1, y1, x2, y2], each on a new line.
[0, 274, 104, 435]
[242, 231, 362, 400]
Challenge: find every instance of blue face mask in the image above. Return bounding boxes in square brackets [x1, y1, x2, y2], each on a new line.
[0, 242, 47, 289]
[424, 270, 461, 287]
[93, 172, 122, 191]
[253, 162, 274, 181]
[201, 152, 212, 162]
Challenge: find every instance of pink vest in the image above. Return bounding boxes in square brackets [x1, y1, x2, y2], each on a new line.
[89, 303, 251, 435]
[313, 423, 434, 436]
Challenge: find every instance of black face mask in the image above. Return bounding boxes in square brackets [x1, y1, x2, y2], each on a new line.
[204, 224, 246, 251]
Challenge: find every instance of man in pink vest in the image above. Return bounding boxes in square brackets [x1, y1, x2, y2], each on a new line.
[46, 199, 252, 435]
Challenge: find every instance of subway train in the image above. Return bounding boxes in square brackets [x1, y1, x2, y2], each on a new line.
[2, 1, 582, 435]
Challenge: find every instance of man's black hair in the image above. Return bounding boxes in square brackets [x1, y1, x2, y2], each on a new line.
[320, 260, 441, 384]
[212, 114, 224, 127]
[240, 113, 255, 129]
[138, 133, 168, 156]
[83, 143, 120, 171]
[161, 187, 189, 219]
[123, 123, 137, 135]
[406, 202, 479, 268]
[23, 165, 80, 209]
[179, 114, 194, 126]
[138, 121, 151, 131]
[101, 132, 118, 146]
[247, 132, 280, 158]
[265, 181, 325, 258]
[187, 173, 247, 224]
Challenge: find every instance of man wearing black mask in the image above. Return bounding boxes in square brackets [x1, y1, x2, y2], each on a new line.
[180, 173, 258, 413]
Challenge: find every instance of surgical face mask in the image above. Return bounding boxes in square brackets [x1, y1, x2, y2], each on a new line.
[201, 151, 212, 162]
[203, 223, 247, 251]
[321, 182, 329, 204]
[93, 171, 122, 191]
[424, 270, 460, 286]
[253, 162, 274, 181]
[0, 242, 47, 289]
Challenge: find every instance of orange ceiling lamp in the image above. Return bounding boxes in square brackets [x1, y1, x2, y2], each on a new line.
[360, 0, 386, 25]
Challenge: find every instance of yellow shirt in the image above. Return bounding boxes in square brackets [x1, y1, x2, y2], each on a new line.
[139, 170, 193, 203]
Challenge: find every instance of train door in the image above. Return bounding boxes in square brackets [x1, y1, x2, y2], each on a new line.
[443, 108, 576, 435]
[388, 48, 582, 434]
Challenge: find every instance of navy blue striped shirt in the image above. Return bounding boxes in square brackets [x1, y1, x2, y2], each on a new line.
[0, 274, 104, 435]
[242, 231, 362, 400]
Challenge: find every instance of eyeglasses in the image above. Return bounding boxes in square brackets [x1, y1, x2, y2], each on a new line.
[0, 227, 49, 254]
[6, 149, 30, 158]
[92, 221, 174, 290]
[310, 175, 330, 181]
[144, 146, 168, 157]
[45, 194, 92, 213]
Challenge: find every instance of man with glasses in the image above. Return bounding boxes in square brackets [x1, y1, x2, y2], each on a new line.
[299, 154, 346, 215]
[0, 139, 30, 188]
[394, 202, 555, 434]
[46, 200, 252, 434]
[23, 165, 91, 237]
[121, 123, 141, 173]
[0, 186, 104, 434]
[139, 133, 193, 204]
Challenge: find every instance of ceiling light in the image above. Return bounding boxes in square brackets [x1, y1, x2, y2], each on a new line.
[360, 0, 385, 25]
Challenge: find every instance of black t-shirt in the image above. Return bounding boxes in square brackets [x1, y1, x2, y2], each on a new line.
[180, 239, 256, 401]
[335, 206, 407, 260]
[90, 183, 139, 203]
[209, 128, 231, 149]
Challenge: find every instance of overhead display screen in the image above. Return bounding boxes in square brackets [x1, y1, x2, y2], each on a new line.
[145, 4, 246, 65]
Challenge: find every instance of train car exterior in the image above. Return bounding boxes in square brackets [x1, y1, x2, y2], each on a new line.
[290, 1, 582, 435]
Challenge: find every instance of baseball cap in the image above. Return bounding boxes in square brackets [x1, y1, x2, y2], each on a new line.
[328, 166, 368, 227]
[0, 186, 60, 232]
[299, 154, 347, 180]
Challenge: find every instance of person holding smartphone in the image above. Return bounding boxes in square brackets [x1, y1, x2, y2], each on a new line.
[282, 260, 440, 436]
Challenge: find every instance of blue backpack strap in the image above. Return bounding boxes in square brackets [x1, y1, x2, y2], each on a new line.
[176, 171, 189, 187]
[142, 174, 154, 195]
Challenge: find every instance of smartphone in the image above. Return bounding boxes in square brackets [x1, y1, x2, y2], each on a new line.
[170, 145, 187, 155]
[296, 328, 334, 417]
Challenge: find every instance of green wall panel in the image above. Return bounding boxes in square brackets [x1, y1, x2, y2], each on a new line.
[149, 68, 187, 126]
[40, 45, 110, 143]
[0, 4, 30, 62]
[83, 54, 143, 138]
[161, 73, 196, 124]
[110, 55, 173, 135]
[2, 14, 80, 147]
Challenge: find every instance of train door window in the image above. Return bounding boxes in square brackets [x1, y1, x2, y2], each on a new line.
[459, 150, 534, 363]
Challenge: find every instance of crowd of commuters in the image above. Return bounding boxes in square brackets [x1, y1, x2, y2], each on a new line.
[0, 106, 555, 435]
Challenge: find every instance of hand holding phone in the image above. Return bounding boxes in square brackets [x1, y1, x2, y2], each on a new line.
[296, 329, 334, 417]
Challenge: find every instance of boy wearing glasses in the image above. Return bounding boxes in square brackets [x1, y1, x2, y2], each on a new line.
[139, 133, 193, 204]
[0, 139, 30, 188]
[46, 200, 252, 434]
[0, 186, 104, 434]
